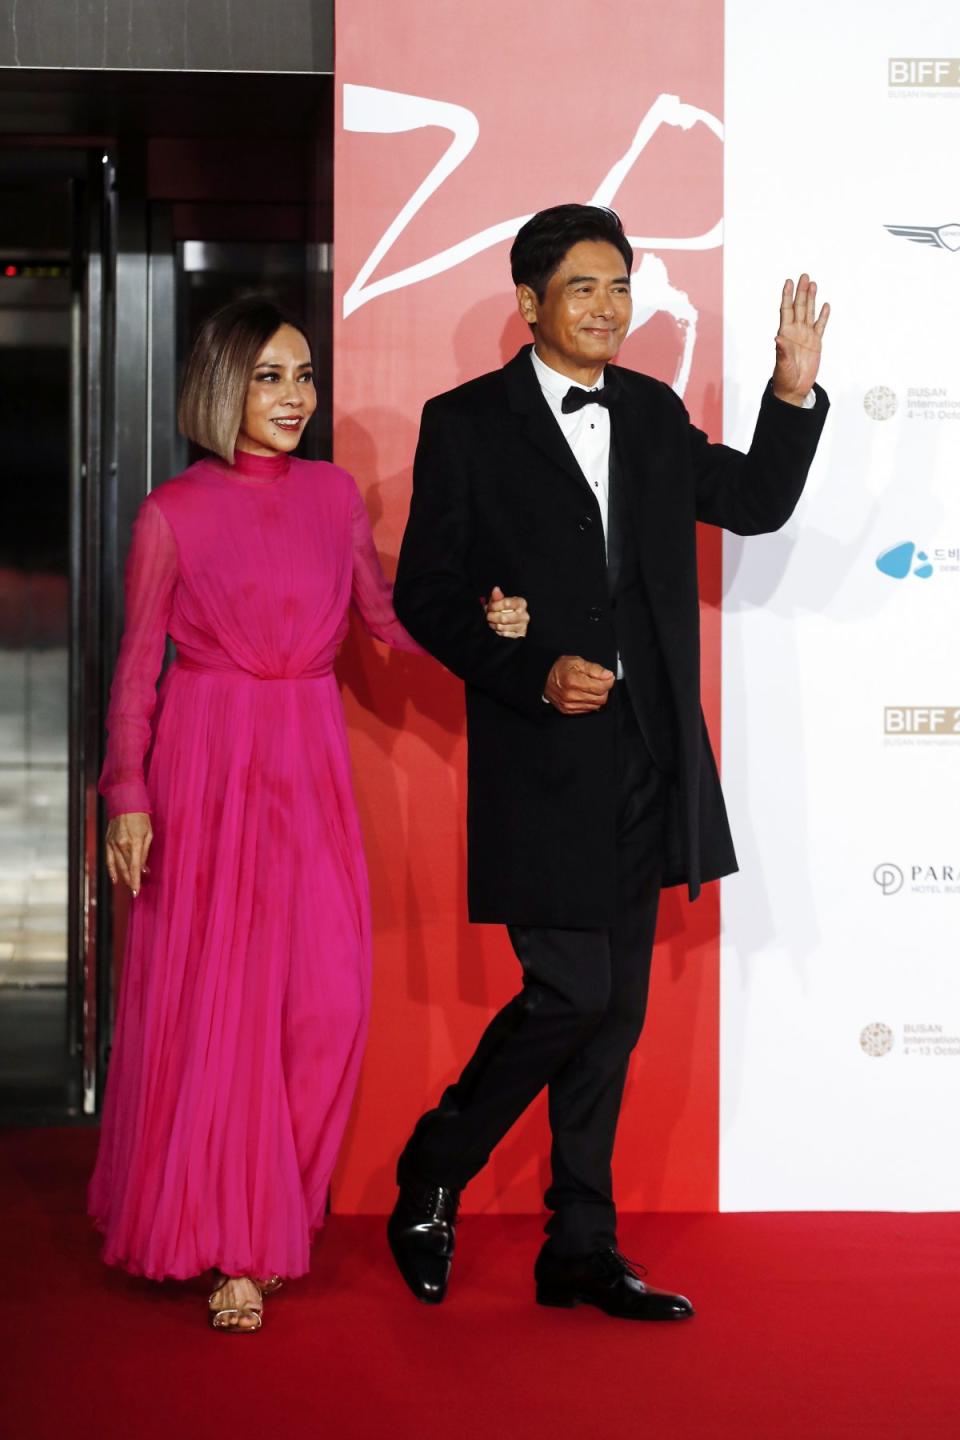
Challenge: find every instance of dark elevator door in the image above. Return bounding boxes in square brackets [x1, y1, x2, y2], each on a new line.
[0, 169, 76, 1117]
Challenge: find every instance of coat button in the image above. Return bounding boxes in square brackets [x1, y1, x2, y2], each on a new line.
[588, 605, 603, 621]
[578, 515, 593, 532]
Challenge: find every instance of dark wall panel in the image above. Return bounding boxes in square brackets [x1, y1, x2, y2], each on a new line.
[0, 0, 333, 73]
[147, 138, 310, 203]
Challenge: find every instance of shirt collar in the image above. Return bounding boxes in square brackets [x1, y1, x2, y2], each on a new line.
[530, 346, 605, 403]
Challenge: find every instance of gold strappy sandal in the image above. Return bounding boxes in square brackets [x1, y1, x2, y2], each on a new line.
[208, 1273, 283, 1333]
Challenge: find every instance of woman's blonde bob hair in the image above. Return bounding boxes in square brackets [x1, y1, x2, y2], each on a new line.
[177, 296, 312, 464]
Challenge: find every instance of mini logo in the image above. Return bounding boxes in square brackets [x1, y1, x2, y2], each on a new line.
[860, 1023, 894, 1058]
[885, 224, 960, 253]
[864, 386, 897, 420]
[873, 863, 904, 896]
[876, 541, 934, 580]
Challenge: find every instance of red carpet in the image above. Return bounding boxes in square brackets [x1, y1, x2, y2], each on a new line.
[2, 1128, 959, 1440]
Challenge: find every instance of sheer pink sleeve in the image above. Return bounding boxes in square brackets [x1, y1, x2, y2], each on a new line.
[349, 482, 424, 654]
[99, 497, 178, 818]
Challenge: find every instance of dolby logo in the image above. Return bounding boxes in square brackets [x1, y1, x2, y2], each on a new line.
[885, 707, 960, 736]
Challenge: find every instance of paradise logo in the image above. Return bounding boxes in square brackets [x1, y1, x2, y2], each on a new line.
[872, 862, 960, 897]
[873, 863, 904, 895]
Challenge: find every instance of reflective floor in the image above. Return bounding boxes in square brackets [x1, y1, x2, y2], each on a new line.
[0, 645, 68, 986]
[0, 605, 76, 1116]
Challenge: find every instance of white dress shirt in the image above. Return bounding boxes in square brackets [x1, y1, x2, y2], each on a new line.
[531, 347, 613, 547]
[530, 347, 622, 677]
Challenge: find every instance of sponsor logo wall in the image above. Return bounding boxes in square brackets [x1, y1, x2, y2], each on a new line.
[722, 0, 960, 1208]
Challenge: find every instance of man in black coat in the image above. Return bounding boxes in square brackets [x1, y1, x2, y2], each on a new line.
[387, 204, 830, 1319]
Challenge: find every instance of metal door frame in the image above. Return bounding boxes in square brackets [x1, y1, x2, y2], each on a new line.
[66, 146, 115, 1116]
[0, 145, 110, 1120]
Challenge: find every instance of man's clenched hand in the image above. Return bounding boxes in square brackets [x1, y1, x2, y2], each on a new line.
[544, 656, 615, 714]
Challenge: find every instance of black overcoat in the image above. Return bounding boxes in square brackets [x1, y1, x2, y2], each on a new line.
[394, 345, 828, 926]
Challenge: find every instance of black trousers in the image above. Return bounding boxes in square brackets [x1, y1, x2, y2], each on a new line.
[398, 684, 667, 1256]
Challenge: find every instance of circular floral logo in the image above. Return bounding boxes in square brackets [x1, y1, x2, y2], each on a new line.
[864, 386, 897, 421]
[860, 1022, 895, 1058]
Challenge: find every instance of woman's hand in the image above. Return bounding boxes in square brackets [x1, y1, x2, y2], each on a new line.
[485, 585, 530, 639]
[105, 812, 153, 897]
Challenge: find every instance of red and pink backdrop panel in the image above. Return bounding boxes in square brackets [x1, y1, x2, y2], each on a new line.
[331, 0, 725, 1215]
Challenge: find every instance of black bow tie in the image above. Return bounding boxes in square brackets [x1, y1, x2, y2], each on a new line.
[561, 379, 617, 414]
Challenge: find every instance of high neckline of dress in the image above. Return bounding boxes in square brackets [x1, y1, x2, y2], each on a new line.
[218, 448, 292, 485]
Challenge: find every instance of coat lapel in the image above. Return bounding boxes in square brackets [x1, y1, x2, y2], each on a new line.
[606, 364, 654, 559]
[503, 346, 597, 505]
[607, 368, 701, 704]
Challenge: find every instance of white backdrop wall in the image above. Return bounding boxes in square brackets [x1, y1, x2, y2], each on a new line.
[721, 0, 960, 1208]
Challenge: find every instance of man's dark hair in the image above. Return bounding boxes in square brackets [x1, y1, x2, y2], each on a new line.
[510, 204, 633, 301]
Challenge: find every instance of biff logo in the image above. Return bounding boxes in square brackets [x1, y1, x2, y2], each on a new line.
[889, 59, 960, 87]
[884, 707, 960, 735]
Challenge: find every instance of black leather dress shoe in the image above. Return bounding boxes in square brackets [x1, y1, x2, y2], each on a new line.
[387, 1181, 460, 1304]
[534, 1246, 694, 1321]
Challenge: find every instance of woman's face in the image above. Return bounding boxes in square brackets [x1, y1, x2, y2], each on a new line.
[235, 324, 317, 457]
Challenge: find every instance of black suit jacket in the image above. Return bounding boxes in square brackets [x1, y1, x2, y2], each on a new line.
[395, 345, 829, 926]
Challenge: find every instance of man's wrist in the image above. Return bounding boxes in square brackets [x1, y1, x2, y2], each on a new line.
[772, 386, 816, 409]
[542, 654, 565, 705]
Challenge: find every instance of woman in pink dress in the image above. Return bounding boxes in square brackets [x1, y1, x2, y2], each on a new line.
[88, 298, 528, 1331]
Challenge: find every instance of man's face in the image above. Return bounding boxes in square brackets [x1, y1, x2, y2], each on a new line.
[517, 239, 632, 380]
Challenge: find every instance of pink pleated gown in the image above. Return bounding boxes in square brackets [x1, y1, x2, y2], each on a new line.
[88, 448, 420, 1280]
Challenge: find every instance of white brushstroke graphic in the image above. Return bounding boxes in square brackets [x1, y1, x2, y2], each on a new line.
[342, 85, 723, 395]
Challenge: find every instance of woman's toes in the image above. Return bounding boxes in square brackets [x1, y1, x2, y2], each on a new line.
[210, 1274, 263, 1329]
